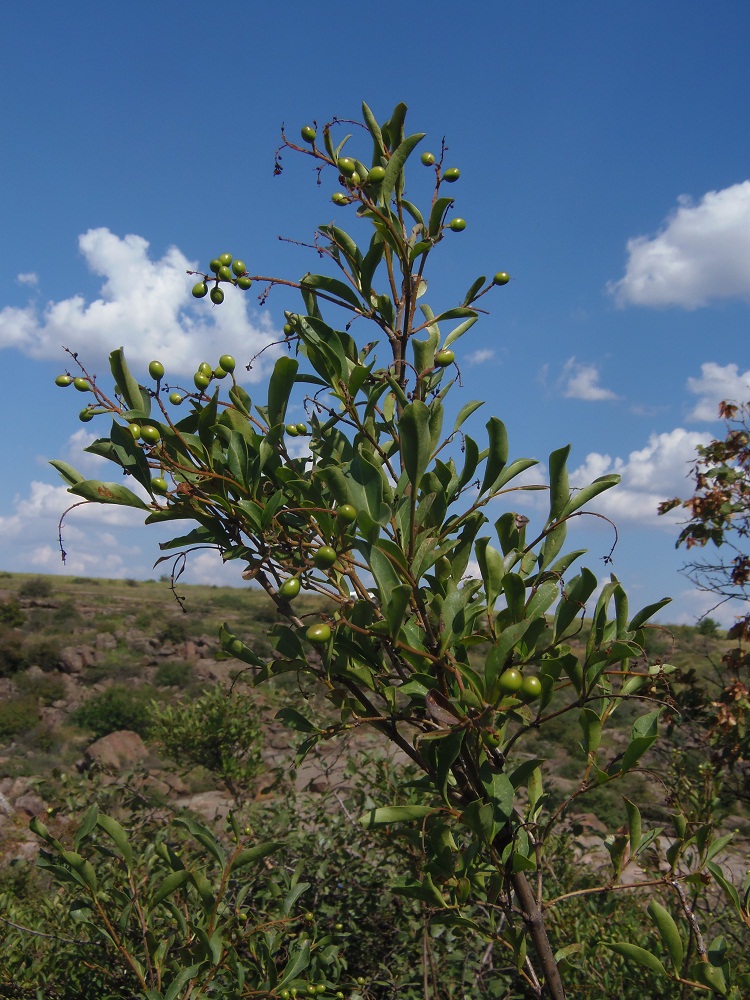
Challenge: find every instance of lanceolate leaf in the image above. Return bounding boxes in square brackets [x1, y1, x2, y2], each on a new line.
[480, 417, 509, 494]
[69, 480, 150, 510]
[110, 347, 148, 415]
[361, 805, 437, 827]
[400, 400, 432, 487]
[602, 942, 668, 978]
[548, 445, 571, 521]
[561, 473, 620, 518]
[300, 272, 364, 311]
[267, 356, 299, 428]
[50, 460, 85, 486]
[380, 132, 425, 208]
[647, 900, 684, 972]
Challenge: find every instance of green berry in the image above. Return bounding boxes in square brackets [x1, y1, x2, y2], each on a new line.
[140, 425, 161, 445]
[198, 362, 212, 376]
[237, 276, 252, 290]
[55, 374, 73, 387]
[449, 218, 466, 232]
[337, 157, 356, 177]
[434, 349, 455, 367]
[128, 423, 141, 439]
[337, 504, 357, 524]
[168, 392, 183, 405]
[285, 424, 300, 436]
[218, 253, 232, 266]
[367, 165, 386, 183]
[314, 546, 337, 569]
[210, 287, 225, 305]
[73, 377, 90, 392]
[219, 354, 236, 372]
[192, 281, 208, 298]
[217, 265, 233, 282]
[151, 477, 168, 494]
[421, 151, 435, 166]
[79, 409, 94, 422]
[306, 623, 332, 645]
[194, 372, 211, 391]
[231, 259, 246, 276]
[295, 422, 307, 434]
[498, 668, 523, 693]
[443, 167, 460, 182]
[209, 259, 222, 274]
[283, 323, 294, 335]
[279, 577, 301, 600]
[521, 675, 542, 702]
[331, 192, 348, 205]
[493, 272, 510, 285]
[213, 366, 228, 379]
[148, 360, 164, 380]
[301, 125, 316, 143]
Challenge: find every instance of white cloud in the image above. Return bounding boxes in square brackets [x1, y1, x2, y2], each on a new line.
[570, 428, 711, 526]
[686, 361, 750, 420]
[559, 358, 619, 401]
[610, 180, 750, 308]
[0, 228, 280, 380]
[17, 272, 38, 286]
[466, 348, 495, 366]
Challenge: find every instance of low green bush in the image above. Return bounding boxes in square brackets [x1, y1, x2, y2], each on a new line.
[0, 695, 40, 739]
[0, 597, 24, 627]
[18, 577, 53, 599]
[72, 685, 154, 739]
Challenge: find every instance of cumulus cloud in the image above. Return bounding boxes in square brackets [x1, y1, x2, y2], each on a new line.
[559, 358, 620, 401]
[609, 180, 750, 308]
[686, 361, 750, 420]
[570, 428, 710, 525]
[17, 272, 38, 286]
[466, 348, 495, 366]
[0, 228, 280, 380]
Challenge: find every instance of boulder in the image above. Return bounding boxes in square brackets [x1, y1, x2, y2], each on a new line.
[84, 730, 148, 770]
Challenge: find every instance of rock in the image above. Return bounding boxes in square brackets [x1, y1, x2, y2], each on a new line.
[14, 793, 48, 817]
[59, 646, 97, 674]
[85, 730, 149, 770]
[0, 792, 14, 817]
[95, 632, 117, 652]
[174, 790, 232, 824]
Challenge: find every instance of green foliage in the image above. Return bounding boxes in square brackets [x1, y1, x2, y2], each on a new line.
[18, 576, 54, 599]
[21, 635, 62, 672]
[153, 659, 194, 687]
[0, 694, 40, 739]
[72, 684, 154, 738]
[49, 101, 750, 999]
[0, 626, 25, 676]
[0, 596, 25, 627]
[149, 686, 264, 800]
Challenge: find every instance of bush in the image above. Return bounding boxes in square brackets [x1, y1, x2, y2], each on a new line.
[0, 695, 40, 739]
[0, 597, 24, 627]
[18, 577, 53, 599]
[0, 627, 25, 676]
[158, 616, 191, 645]
[21, 636, 61, 672]
[15, 671, 66, 705]
[72, 685, 153, 739]
[153, 659, 194, 687]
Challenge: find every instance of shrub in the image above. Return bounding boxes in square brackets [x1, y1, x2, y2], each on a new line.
[72, 685, 153, 739]
[153, 659, 194, 687]
[158, 616, 191, 645]
[18, 576, 53, 599]
[0, 627, 25, 676]
[15, 671, 66, 705]
[0, 695, 40, 739]
[21, 636, 61, 672]
[0, 597, 24, 627]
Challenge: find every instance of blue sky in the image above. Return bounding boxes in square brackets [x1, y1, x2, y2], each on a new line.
[1, 2, 749, 625]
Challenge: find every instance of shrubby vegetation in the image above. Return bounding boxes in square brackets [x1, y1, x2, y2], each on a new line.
[2, 102, 748, 998]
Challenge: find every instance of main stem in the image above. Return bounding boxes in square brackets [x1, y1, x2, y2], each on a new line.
[511, 871, 566, 999]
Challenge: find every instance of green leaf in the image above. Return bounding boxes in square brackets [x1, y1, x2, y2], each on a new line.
[623, 797, 642, 854]
[380, 132, 425, 208]
[230, 842, 283, 871]
[428, 197, 455, 238]
[69, 480, 150, 510]
[267, 355, 299, 428]
[50, 459, 85, 486]
[96, 813, 133, 865]
[400, 400, 432, 487]
[618, 710, 662, 773]
[443, 314, 479, 349]
[548, 445, 571, 521]
[453, 400, 484, 433]
[277, 940, 311, 990]
[480, 417, 509, 494]
[276, 707, 319, 733]
[462, 276, 486, 306]
[561, 474, 620, 518]
[647, 900, 683, 972]
[153, 870, 191, 905]
[603, 942, 668, 978]
[579, 708, 602, 754]
[361, 805, 437, 827]
[300, 272, 364, 311]
[692, 961, 728, 996]
[383, 583, 412, 638]
[362, 101, 386, 160]
[110, 347, 148, 415]
[163, 964, 202, 1000]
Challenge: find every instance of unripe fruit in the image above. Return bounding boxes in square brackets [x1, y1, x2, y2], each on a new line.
[210, 287, 225, 305]
[151, 477, 168, 494]
[192, 281, 208, 298]
[148, 360, 164, 380]
[443, 167, 460, 182]
[521, 675, 542, 701]
[285, 424, 300, 436]
[237, 276, 252, 290]
[55, 374, 73, 387]
[449, 218, 466, 232]
[198, 362, 212, 376]
[331, 192, 348, 205]
[493, 271, 510, 285]
[168, 392, 183, 405]
[283, 323, 294, 335]
[217, 265, 233, 282]
[140, 425, 161, 445]
[301, 125, 316, 143]
[314, 545, 337, 569]
[79, 409, 94, 422]
[337, 504, 357, 524]
[279, 577, 301, 600]
[231, 259, 246, 276]
[349, 170, 361, 185]
[219, 354, 236, 372]
[73, 377, 90, 392]
[194, 372, 211, 391]
[421, 151, 435, 166]
[367, 165, 386, 183]
[498, 668, 523, 693]
[434, 349, 455, 367]
[306, 623, 332, 645]
[128, 423, 141, 439]
[295, 422, 307, 434]
[213, 366, 228, 379]
[218, 253, 232, 266]
[337, 157, 356, 177]
[209, 259, 222, 274]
